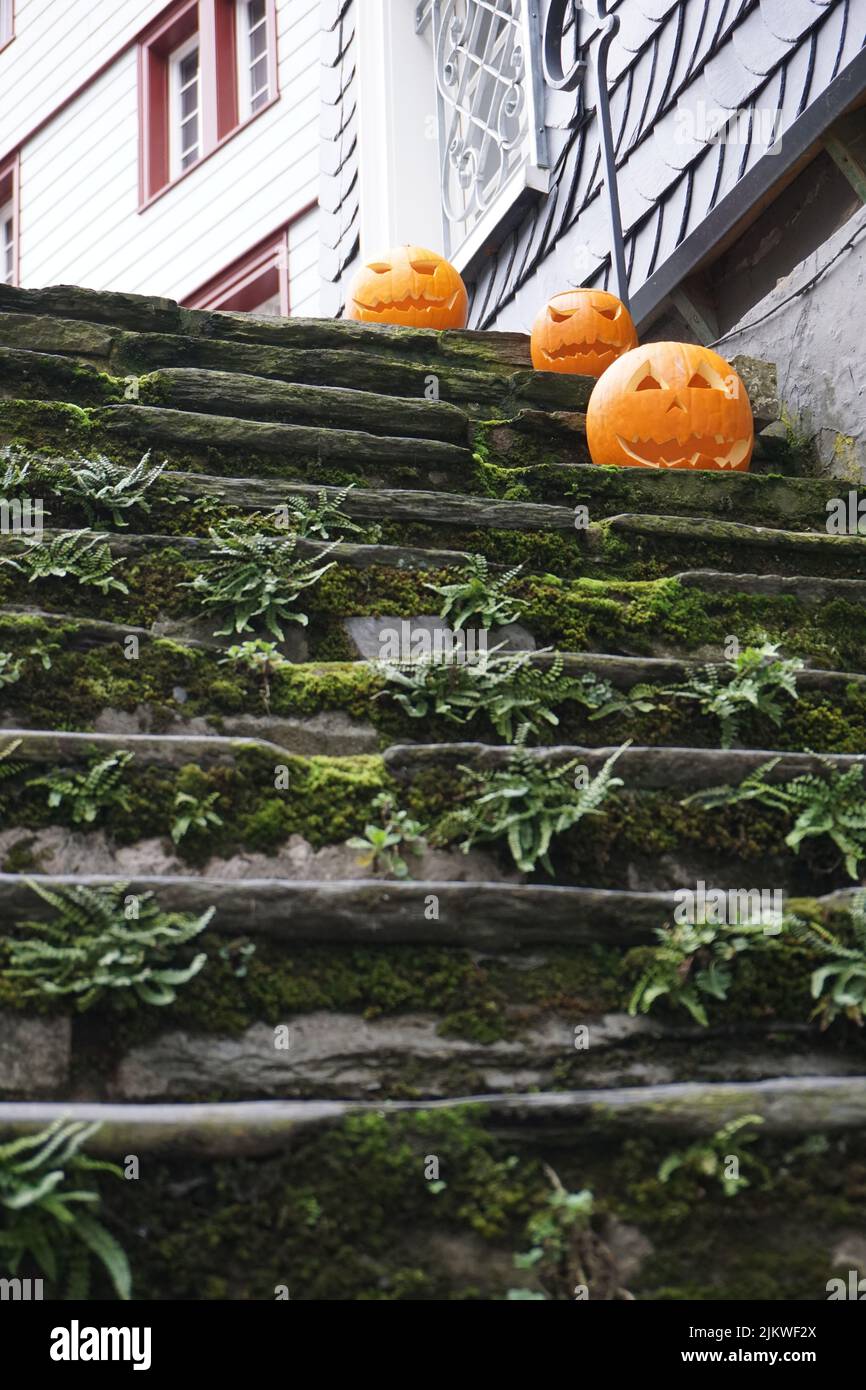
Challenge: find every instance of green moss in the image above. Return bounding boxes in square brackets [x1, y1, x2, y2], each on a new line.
[84, 1105, 866, 1299]
[94, 1108, 544, 1299]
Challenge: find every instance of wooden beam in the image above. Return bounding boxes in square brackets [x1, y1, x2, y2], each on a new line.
[670, 282, 719, 345]
[823, 110, 866, 204]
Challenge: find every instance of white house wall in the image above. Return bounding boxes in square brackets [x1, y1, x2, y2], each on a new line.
[287, 202, 321, 316]
[13, 0, 321, 304]
[0, 0, 166, 154]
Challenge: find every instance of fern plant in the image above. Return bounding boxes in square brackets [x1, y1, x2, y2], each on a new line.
[378, 646, 607, 742]
[0, 649, 24, 687]
[684, 757, 866, 879]
[439, 732, 628, 874]
[220, 639, 288, 711]
[787, 892, 866, 1027]
[658, 1116, 767, 1197]
[425, 554, 524, 632]
[0, 1118, 131, 1299]
[55, 452, 166, 528]
[674, 641, 802, 748]
[348, 792, 427, 879]
[4, 880, 213, 1009]
[627, 917, 779, 1027]
[184, 528, 337, 640]
[0, 444, 34, 493]
[28, 749, 134, 825]
[171, 789, 224, 844]
[0, 736, 24, 817]
[279, 484, 366, 540]
[1, 530, 128, 594]
[584, 681, 660, 722]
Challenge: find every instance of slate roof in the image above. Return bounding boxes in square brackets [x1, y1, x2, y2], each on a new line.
[467, 0, 866, 330]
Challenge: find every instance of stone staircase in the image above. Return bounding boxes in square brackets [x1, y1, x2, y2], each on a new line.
[0, 283, 864, 1301]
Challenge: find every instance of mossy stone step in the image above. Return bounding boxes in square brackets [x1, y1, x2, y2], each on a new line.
[677, 570, 866, 601]
[2, 872, 858, 945]
[0, 346, 123, 406]
[0, 727, 291, 771]
[19, 1011, 857, 1104]
[166, 469, 582, 532]
[0, 283, 533, 371]
[0, 525, 473, 575]
[161, 469, 852, 542]
[2, 1076, 865, 1154]
[95, 403, 474, 477]
[385, 740, 866, 790]
[596, 513, 866, 581]
[138, 368, 474, 445]
[479, 451, 845, 532]
[0, 873, 672, 945]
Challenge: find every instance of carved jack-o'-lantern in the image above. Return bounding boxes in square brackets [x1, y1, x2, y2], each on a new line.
[530, 289, 638, 377]
[346, 246, 468, 330]
[586, 342, 754, 471]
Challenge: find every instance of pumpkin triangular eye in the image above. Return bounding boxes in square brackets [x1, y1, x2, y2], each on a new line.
[410, 259, 439, 275]
[635, 374, 662, 391]
[597, 307, 618, 320]
[368, 263, 391, 274]
[687, 373, 711, 389]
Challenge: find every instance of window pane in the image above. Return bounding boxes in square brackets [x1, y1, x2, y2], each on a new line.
[172, 40, 200, 176]
[240, 0, 269, 114]
[180, 51, 198, 86]
[181, 84, 198, 120]
[249, 24, 267, 62]
[2, 214, 13, 285]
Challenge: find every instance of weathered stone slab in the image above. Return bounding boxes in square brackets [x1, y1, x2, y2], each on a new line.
[676, 569, 866, 602]
[0, 284, 182, 335]
[0, 875, 672, 946]
[0, 311, 116, 361]
[165, 470, 581, 533]
[343, 615, 536, 659]
[600, 512, 866, 580]
[2, 1077, 866, 1155]
[0, 346, 120, 404]
[385, 740, 866, 791]
[0, 727, 292, 770]
[142, 368, 472, 445]
[0, 1013, 71, 1094]
[111, 333, 518, 412]
[95, 404, 474, 473]
[730, 354, 780, 429]
[108, 1013, 849, 1101]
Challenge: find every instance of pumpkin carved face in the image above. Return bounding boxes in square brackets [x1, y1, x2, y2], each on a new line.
[531, 289, 638, 377]
[586, 342, 754, 471]
[347, 246, 468, 330]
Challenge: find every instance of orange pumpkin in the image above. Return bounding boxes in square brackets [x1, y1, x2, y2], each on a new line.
[530, 289, 638, 377]
[346, 246, 468, 330]
[586, 342, 754, 471]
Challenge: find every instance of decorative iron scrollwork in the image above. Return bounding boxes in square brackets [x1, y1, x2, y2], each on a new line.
[432, 0, 547, 251]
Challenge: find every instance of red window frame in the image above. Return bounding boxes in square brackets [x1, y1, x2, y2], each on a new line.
[181, 224, 290, 315]
[0, 0, 14, 54]
[0, 153, 20, 287]
[138, 0, 278, 208]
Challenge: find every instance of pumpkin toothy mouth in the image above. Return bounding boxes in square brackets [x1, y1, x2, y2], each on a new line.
[616, 433, 751, 469]
[353, 291, 461, 314]
[548, 341, 619, 361]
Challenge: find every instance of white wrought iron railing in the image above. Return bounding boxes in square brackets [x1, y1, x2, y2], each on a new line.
[424, 0, 550, 262]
